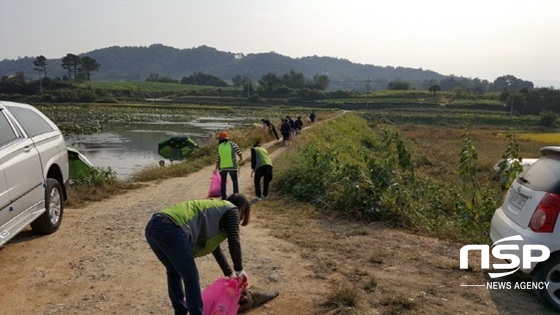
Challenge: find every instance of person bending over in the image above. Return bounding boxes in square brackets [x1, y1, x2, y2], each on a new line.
[145, 193, 251, 315]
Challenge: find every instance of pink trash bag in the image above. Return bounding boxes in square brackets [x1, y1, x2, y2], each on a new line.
[207, 171, 222, 198]
[202, 278, 244, 315]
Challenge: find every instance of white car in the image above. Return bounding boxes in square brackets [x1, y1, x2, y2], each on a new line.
[490, 146, 560, 311]
[0, 101, 69, 247]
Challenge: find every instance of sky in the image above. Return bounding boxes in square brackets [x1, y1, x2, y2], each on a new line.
[1, 0, 559, 87]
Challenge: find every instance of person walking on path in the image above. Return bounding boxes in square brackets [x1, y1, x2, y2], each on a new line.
[286, 116, 296, 137]
[294, 116, 304, 135]
[145, 193, 251, 315]
[250, 141, 273, 202]
[215, 131, 243, 200]
[279, 118, 291, 146]
[261, 118, 279, 140]
[308, 110, 316, 123]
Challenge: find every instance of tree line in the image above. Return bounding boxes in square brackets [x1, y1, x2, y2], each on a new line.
[0, 54, 558, 116]
[389, 74, 535, 95]
[145, 69, 330, 101]
[33, 54, 100, 82]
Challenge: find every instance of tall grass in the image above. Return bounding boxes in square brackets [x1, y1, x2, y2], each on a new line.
[273, 113, 521, 243]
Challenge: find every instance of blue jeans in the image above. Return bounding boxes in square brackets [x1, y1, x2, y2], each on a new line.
[220, 170, 239, 200]
[145, 214, 202, 315]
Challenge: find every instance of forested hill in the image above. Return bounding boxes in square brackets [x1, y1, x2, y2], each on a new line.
[0, 44, 445, 90]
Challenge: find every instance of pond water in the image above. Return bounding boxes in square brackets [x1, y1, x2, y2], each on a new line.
[65, 116, 255, 179]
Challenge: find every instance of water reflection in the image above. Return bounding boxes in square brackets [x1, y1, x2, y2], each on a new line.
[66, 116, 253, 179]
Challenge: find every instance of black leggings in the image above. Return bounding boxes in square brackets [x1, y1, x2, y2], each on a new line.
[254, 165, 273, 198]
[270, 126, 279, 140]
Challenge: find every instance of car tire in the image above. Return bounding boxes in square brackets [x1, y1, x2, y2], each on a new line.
[30, 178, 63, 234]
[533, 253, 560, 312]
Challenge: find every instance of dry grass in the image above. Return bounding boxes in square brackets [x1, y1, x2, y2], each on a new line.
[516, 132, 560, 144]
[379, 295, 417, 315]
[254, 195, 454, 314]
[395, 124, 545, 185]
[321, 282, 362, 314]
[65, 181, 145, 208]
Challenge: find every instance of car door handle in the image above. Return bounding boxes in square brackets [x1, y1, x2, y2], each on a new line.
[22, 145, 34, 152]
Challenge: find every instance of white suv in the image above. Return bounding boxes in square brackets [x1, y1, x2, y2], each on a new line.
[490, 146, 560, 311]
[0, 101, 68, 247]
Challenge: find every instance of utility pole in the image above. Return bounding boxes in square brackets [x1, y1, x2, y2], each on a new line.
[246, 72, 251, 98]
[365, 76, 372, 94]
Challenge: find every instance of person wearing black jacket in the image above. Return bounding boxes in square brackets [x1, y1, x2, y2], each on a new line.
[261, 118, 279, 140]
[279, 118, 291, 146]
[286, 116, 296, 136]
[294, 116, 304, 134]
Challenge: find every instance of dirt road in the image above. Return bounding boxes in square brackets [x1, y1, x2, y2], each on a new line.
[0, 134, 558, 314]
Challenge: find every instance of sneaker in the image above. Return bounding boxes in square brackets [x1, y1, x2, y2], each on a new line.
[252, 196, 262, 203]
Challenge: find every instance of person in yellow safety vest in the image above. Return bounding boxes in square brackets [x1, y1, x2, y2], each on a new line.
[250, 141, 273, 202]
[214, 131, 243, 200]
[145, 193, 251, 315]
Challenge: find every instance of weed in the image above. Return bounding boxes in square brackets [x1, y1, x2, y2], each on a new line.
[379, 294, 417, 314]
[347, 228, 369, 236]
[495, 133, 523, 190]
[460, 291, 486, 305]
[322, 282, 360, 314]
[363, 277, 378, 293]
[368, 252, 386, 265]
[70, 166, 117, 186]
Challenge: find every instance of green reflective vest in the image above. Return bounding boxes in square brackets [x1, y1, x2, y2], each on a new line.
[253, 147, 272, 170]
[218, 142, 237, 170]
[160, 199, 236, 257]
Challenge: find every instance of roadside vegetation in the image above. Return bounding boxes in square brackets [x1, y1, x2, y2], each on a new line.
[272, 112, 551, 244]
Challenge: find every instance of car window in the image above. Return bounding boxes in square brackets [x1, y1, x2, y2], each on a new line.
[518, 155, 560, 193]
[7, 106, 54, 137]
[0, 110, 18, 146]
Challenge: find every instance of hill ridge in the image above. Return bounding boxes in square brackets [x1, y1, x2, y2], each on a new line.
[0, 44, 444, 91]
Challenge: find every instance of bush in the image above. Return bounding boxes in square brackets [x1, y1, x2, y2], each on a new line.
[538, 110, 558, 127]
[70, 166, 117, 186]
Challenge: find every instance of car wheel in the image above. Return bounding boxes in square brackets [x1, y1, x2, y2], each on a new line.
[533, 253, 560, 312]
[30, 178, 63, 234]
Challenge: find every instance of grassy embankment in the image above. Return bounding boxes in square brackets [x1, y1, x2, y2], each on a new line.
[270, 111, 551, 244]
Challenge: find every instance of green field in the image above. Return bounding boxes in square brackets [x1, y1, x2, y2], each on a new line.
[75, 80, 235, 93]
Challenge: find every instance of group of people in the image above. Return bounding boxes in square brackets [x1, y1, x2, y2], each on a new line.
[213, 131, 273, 202]
[263, 110, 316, 146]
[145, 111, 318, 314]
[145, 129, 274, 315]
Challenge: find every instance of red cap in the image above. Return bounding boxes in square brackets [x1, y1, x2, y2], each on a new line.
[217, 131, 229, 140]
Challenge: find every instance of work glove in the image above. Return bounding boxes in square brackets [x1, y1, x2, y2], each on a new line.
[235, 270, 248, 287]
